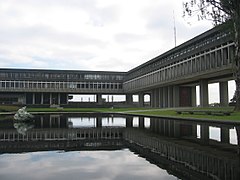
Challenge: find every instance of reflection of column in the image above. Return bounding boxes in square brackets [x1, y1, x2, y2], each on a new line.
[200, 79, 209, 107]
[41, 117, 44, 128]
[221, 127, 229, 143]
[200, 125, 209, 144]
[96, 117, 102, 128]
[126, 116, 133, 128]
[192, 124, 197, 138]
[139, 117, 145, 128]
[219, 81, 229, 107]
[173, 121, 180, 138]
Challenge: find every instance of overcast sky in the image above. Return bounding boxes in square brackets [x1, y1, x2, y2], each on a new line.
[0, 0, 214, 72]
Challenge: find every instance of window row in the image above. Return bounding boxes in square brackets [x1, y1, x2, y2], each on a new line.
[0, 72, 125, 81]
[0, 81, 123, 90]
[124, 44, 234, 90]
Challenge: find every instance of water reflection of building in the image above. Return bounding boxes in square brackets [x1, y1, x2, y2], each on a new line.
[0, 115, 239, 180]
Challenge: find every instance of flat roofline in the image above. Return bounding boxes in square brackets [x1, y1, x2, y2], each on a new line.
[0, 68, 127, 74]
[126, 24, 227, 74]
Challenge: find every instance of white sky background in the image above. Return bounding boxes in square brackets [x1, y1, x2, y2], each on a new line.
[0, 0, 236, 102]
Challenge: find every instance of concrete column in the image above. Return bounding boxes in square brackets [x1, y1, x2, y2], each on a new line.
[168, 86, 173, 108]
[50, 93, 52, 105]
[162, 87, 168, 108]
[58, 93, 61, 105]
[97, 94, 103, 104]
[41, 93, 44, 104]
[159, 87, 163, 108]
[151, 90, 155, 108]
[219, 81, 229, 107]
[32, 93, 35, 104]
[200, 79, 209, 107]
[155, 89, 160, 108]
[66, 94, 69, 104]
[191, 86, 197, 107]
[220, 127, 229, 143]
[151, 89, 159, 108]
[126, 94, 133, 105]
[173, 85, 179, 107]
[139, 93, 144, 107]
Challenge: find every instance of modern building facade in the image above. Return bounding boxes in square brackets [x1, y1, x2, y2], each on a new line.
[0, 25, 235, 107]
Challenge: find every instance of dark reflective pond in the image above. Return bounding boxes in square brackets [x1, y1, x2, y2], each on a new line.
[0, 113, 239, 180]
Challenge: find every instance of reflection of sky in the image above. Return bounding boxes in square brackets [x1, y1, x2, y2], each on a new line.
[230, 128, 238, 145]
[101, 117, 126, 127]
[68, 117, 96, 127]
[209, 126, 221, 142]
[0, 149, 177, 180]
[144, 117, 150, 128]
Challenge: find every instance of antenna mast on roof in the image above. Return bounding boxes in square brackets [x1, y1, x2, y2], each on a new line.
[173, 10, 177, 47]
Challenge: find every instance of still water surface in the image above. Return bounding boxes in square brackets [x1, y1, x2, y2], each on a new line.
[0, 113, 239, 180]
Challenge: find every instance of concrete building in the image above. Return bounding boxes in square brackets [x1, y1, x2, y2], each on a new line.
[0, 25, 235, 107]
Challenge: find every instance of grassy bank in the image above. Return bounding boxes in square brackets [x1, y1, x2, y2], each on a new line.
[1, 105, 240, 121]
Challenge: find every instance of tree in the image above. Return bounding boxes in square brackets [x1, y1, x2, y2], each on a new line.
[183, 0, 240, 111]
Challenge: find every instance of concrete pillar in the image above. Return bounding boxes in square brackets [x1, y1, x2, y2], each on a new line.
[162, 87, 168, 108]
[219, 81, 229, 107]
[58, 93, 60, 105]
[220, 127, 229, 143]
[151, 90, 155, 108]
[155, 89, 160, 108]
[41, 93, 44, 104]
[173, 85, 179, 107]
[32, 93, 35, 104]
[97, 94, 103, 104]
[191, 86, 197, 107]
[200, 79, 209, 107]
[168, 86, 173, 108]
[66, 94, 69, 104]
[126, 94, 133, 105]
[151, 89, 159, 108]
[139, 93, 144, 107]
[50, 93, 52, 105]
[159, 87, 163, 108]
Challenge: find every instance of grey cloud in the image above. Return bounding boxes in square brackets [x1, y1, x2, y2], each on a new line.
[0, 25, 106, 47]
[114, 33, 146, 44]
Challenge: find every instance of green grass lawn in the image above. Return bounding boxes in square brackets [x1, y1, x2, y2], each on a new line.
[1, 105, 240, 121]
[125, 108, 240, 121]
